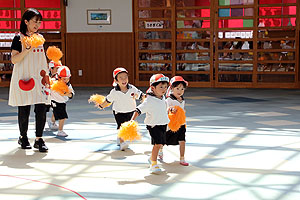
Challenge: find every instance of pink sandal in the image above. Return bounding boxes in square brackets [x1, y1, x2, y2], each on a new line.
[180, 160, 189, 166]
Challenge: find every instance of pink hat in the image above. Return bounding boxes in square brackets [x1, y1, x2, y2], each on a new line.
[57, 66, 71, 78]
[170, 76, 188, 86]
[166, 76, 188, 97]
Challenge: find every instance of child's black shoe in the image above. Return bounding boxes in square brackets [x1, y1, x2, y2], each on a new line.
[18, 136, 32, 149]
[34, 138, 48, 152]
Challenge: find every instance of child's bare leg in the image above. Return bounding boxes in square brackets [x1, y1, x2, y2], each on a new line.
[179, 141, 185, 158]
[58, 119, 65, 131]
[51, 114, 55, 123]
[151, 144, 161, 162]
[149, 144, 163, 173]
[179, 141, 189, 166]
[119, 137, 125, 144]
[158, 145, 164, 160]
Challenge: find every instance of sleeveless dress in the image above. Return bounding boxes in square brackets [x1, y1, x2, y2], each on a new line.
[8, 33, 51, 106]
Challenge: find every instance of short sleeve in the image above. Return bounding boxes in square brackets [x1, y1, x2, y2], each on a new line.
[106, 89, 115, 103]
[137, 97, 149, 114]
[11, 35, 22, 53]
[166, 97, 174, 108]
[132, 85, 144, 100]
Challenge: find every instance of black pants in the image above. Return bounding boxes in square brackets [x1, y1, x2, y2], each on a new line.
[113, 111, 134, 129]
[18, 104, 48, 137]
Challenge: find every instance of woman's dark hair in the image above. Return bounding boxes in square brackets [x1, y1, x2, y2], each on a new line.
[172, 81, 187, 88]
[20, 8, 42, 35]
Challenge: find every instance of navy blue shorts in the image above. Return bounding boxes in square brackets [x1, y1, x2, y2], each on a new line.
[51, 101, 68, 120]
[146, 125, 167, 145]
[113, 111, 134, 129]
[166, 125, 186, 145]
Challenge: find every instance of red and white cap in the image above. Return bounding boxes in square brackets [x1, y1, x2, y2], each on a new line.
[150, 74, 169, 86]
[48, 60, 62, 69]
[147, 74, 169, 93]
[170, 76, 188, 86]
[113, 67, 128, 79]
[57, 66, 71, 78]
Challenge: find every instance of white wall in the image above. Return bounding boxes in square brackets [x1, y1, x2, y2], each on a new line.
[66, 0, 132, 32]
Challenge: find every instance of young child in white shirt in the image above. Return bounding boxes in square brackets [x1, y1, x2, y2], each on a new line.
[162, 76, 189, 166]
[99, 67, 144, 150]
[131, 74, 170, 174]
[48, 66, 74, 137]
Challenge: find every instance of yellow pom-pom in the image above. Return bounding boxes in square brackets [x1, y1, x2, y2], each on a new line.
[46, 46, 63, 63]
[88, 94, 111, 108]
[21, 34, 45, 48]
[168, 106, 186, 132]
[118, 121, 141, 142]
[50, 80, 70, 96]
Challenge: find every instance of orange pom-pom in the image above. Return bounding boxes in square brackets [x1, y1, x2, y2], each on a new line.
[50, 80, 70, 96]
[88, 94, 111, 108]
[46, 46, 63, 63]
[118, 121, 141, 142]
[21, 34, 45, 48]
[168, 106, 186, 132]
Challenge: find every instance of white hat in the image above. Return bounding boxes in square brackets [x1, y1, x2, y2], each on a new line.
[57, 66, 71, 78]
[113, 67, 128, 79]
[149, 74, 169, 86]
[48, 60, 62, 69]
[147, 74, 169, 94]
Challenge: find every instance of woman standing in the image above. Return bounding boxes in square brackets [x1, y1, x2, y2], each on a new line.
[9, 8, 50, 152]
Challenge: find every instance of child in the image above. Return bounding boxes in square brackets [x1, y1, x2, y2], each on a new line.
[131, 74, 170, 174]
[99, 67, 144, 150]
[49, 60, 62, 78]
[9, 8, 50, 152]
[162, 76, 189, 166]
[48, 66, 74, 137]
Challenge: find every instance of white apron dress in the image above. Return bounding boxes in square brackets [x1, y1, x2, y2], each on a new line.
[8, 33, 51, 107]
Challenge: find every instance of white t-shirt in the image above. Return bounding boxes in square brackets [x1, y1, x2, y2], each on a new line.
[50, 82, 74, 103]
[137, 94, 169, 126]
[166, 94, 185, 110]
[106, 84, 143, 113]
[166, 94, 186, 127]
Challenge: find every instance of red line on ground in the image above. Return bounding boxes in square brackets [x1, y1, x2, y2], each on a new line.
[0, 174, 87, 199]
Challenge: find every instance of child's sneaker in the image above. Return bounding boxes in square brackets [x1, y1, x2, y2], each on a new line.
[158, 151, 163, 161]
[148, 157, 152, 165]
[57, 130, 68, 137]
[180, 159, 189, 166]
[120, 142, 128, 151]
[48, 119, 58, 130]
[116, 137, 120, 146]
[150, 164, 161, 174]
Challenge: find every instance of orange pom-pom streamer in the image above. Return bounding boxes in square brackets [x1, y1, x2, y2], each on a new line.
[50, 80, 70, 96]
[46, 46, 63, 63]
[168, 106, 186, 132]
[88, 94, 111, 108]
[118, 121, 141, 142]
[21, 34, 45, 48]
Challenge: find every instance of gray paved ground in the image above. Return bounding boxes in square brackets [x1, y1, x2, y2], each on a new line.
[1, 87, 300, 200]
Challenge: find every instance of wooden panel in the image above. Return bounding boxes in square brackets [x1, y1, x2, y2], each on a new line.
[65, 33, 134, 86]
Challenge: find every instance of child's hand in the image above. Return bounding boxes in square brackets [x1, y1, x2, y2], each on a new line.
[63, 91, 72, 97]
[168, 106, 177, 114]
[97, 103, 104, 110]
